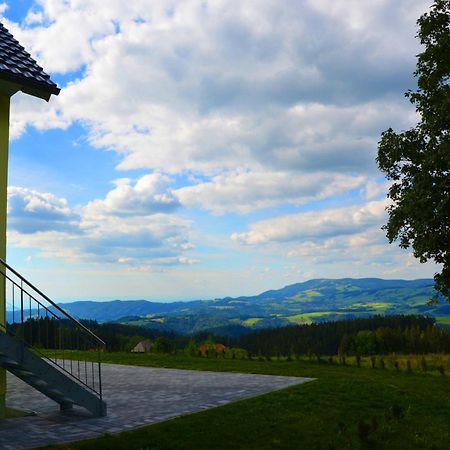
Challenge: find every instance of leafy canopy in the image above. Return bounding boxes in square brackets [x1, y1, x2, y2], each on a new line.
[377, 0, 450, 301]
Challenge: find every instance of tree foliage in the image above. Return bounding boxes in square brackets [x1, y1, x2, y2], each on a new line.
[153, 336, 172, 353]
[234, 315, 448, 356]
[376, 0, 450, 300]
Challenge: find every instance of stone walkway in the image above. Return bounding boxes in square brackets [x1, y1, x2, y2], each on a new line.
[1, 363, 313, 449]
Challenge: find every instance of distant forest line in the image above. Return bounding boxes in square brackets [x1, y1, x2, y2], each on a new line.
[7, 314, 450, 356]
[231, 315, 450, 357]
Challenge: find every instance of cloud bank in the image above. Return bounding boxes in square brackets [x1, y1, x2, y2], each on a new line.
[1, 0, 438, 296]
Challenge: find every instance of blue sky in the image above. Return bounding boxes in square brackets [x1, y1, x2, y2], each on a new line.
[0, 0, 439, 302]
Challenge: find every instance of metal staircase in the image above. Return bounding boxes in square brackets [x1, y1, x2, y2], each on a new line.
[0, 259, 106, 417]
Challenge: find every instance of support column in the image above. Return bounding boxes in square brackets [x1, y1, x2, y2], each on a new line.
[0, 95, 10, 418]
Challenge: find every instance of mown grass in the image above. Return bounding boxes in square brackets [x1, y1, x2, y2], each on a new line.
[39, 351, 450, 450]
[43, 349, 450, 375]
[5, 407, 33, 418]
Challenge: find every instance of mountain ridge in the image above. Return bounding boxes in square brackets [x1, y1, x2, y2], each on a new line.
[56, 278, 450, 334]
[8, 278, 447, 334]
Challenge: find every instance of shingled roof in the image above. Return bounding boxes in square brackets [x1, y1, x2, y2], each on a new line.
[0, 22, 60, 101]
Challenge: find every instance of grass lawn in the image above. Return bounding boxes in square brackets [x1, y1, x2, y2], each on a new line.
[39, 351, 450, 449]
[5, 407, 33, 418]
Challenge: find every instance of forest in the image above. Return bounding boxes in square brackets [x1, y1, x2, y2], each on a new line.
[231, 315, 450, 356]
[6, 314, 450, 356]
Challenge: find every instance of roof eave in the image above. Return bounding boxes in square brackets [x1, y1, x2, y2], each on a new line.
[21, 85, 59, 102]
[0, 72, 60, 102]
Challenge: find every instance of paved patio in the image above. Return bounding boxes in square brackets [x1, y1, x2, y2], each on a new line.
[1, 363, 313, 449]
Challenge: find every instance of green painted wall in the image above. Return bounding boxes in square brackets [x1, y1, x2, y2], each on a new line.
[0, 95, 10, 418]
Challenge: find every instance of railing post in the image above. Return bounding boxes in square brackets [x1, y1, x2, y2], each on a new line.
[20, 280, 23, 325]
[98, 345, 103, 403]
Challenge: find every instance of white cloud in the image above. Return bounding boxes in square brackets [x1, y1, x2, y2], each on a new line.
[78, 213, 192, 265]
[7, 186, 80, 234]
[363, 179, 391, 201]
[84, 173, 179, 217]
[9, 94, 69, 140]
[2, 0, 439, 297]
[8, 185, 193, 267]
[7, 0, 422, 178]
[5, 0, 423, 225]
[232, 199, 389, 245]
[176, 170, 365, 214]
[226, 196, 439, 285]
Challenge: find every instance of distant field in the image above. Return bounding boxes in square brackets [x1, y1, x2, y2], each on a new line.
[285, 313, 312, 324]
[44, 351, 450, 450]
[242, 317, 263, 325]
[437, 316, 450, 325]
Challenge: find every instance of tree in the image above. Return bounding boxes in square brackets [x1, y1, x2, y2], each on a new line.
[153, 336, 172, 353]
[338, 334, 353, 356]
[354, 330, 377, 356]
[377, 0, 450, 301]
[185, 338, 198, 356]
[125, 334, 146, 352]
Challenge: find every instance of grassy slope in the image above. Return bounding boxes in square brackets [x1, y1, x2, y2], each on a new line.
[43, 352, 450, 450]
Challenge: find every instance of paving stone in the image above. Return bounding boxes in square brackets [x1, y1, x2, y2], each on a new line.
[1, 362, 313, 449]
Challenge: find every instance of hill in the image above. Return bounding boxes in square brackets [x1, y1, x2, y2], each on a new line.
[21, 278, 444, 334]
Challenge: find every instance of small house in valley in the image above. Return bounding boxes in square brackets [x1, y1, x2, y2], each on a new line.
[131, 339, 153, 353]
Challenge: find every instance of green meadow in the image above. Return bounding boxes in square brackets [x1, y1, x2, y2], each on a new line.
[42, 352, 450, 450]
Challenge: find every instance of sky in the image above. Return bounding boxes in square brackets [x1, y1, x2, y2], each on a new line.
[0, 0, 439, 302]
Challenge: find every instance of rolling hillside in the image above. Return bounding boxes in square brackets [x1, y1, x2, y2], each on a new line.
[9, 278, 449, 335]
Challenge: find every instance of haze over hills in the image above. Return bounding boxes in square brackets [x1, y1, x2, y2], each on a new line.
[63, 278, 450, 333]
[8, 278, 449, 335]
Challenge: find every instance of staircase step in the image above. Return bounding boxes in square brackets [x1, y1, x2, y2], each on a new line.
[0, 331, 106, 417]
[46, 388, 64, 398]
[15, 369, 35, 377]
[0, 358, 22, 369]
[29, 379, 49, 389]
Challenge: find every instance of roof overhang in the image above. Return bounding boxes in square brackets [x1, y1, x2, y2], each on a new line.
[0, 73, 60, 101]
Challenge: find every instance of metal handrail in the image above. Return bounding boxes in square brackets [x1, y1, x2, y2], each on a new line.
[0, 259, 104, 400]
[0, 321, 98, 393]
[0, 258, 105, 345]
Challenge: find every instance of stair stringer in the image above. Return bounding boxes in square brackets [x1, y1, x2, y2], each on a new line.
[0, 332, 106, 417]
